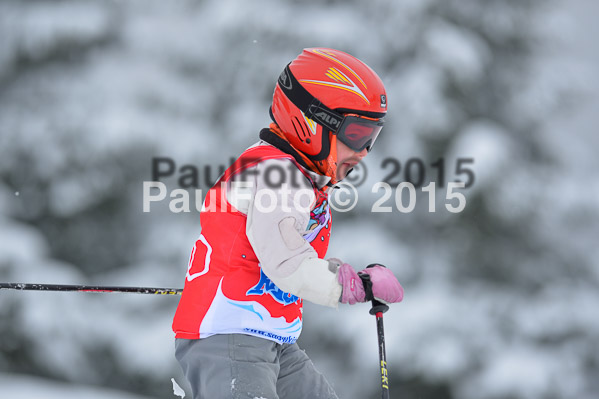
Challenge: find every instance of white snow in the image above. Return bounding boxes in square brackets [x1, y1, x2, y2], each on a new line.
[171, 377, 186, 398]
[446, 119, 516, 193]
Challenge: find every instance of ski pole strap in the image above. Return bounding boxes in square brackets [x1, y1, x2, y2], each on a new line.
[358, 265, 390, 315]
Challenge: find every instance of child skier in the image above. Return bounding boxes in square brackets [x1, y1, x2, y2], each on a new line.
[172, 47, 403, 399]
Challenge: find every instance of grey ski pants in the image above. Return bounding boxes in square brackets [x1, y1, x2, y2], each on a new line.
[175, 335, 339, 399]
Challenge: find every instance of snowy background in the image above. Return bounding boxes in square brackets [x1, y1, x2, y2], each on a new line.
[1, 1, 598, 398]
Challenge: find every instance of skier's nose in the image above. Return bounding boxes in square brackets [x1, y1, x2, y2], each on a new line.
[355, 147, 368, 159]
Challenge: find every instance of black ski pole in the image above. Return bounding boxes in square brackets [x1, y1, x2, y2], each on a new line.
[0, 282, 182, 295]
[360, 265, 391, 399]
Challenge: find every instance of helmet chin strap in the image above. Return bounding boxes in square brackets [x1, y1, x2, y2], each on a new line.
[322, 133, 340, 185]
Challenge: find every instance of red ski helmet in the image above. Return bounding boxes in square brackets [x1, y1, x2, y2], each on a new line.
[271, 48, 387, 161]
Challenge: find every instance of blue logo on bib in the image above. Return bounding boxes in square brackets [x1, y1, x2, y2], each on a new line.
[247, 269, 300, 305]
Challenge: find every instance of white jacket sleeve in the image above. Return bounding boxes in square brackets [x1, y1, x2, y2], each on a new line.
[228, 157, 342, 308]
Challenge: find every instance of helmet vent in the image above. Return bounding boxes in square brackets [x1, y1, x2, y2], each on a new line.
[291, 116, 309, 143]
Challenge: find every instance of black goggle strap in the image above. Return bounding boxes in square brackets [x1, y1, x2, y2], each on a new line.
[278, 63, 345, 133]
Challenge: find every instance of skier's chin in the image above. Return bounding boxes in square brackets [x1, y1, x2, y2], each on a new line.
[336, 165, 353, 182]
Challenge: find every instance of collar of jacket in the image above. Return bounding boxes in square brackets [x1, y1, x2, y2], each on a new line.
[258, 128, 332, 190]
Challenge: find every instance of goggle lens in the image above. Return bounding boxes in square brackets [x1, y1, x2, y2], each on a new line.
[336, 115, 384, 152]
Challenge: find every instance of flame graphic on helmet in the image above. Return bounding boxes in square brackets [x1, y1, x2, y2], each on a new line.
[301, 111, 318, 135]
[298, 49, 370, 105]
[311, 49, 368, 89]
[300, 67, 370, 105]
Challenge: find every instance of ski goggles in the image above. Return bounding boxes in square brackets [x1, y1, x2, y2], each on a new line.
[278, 64, 385, 153]
[335, 113, 385, 153]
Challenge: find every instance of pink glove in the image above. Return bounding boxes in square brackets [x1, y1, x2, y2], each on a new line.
[358, 265, 404, 304]
[337, 263, 366, 305]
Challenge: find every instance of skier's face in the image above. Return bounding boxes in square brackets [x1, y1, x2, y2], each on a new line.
[336, 140, 368, 182]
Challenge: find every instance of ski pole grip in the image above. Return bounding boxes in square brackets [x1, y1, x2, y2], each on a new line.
[359, 264, 390, 315]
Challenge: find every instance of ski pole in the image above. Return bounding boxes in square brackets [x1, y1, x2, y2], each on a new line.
[0, 282, 182, 295]
[360, 265, 391, 399]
